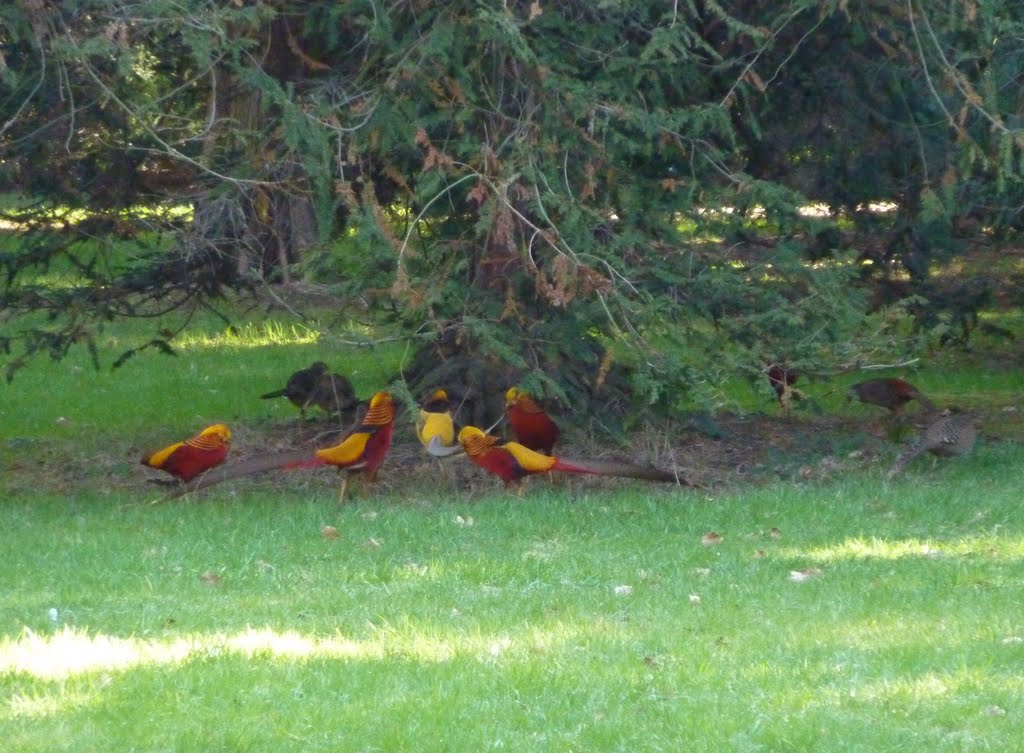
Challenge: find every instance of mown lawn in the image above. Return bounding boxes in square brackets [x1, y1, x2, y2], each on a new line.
[2, 459, 1023, 752]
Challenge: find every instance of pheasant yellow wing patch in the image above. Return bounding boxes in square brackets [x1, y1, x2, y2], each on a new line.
[502, 442, 557, 473]
[143, 441, 184, 469]
[315, 431, 372, 467]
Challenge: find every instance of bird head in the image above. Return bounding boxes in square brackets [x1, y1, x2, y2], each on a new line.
[200, 424, 232, 444]
[457, 425, 499, 456]
[505, 387, 527, 406]
[368, 391, 392, 408]
[363, 391, 396, 425]
[457, 426, 484, 443]
[420, 388, 453, 417]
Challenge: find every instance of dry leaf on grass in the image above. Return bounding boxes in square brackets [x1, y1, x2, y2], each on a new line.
[701, 531, 723, 546]
[321, 525, 340, 539]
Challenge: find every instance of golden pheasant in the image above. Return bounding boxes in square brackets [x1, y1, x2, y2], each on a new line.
[300, 390, 397, 501]
[416, 388, 457, 454]
[456, 425, 686, 489]
[141, 424, 231, 482]
[848, 378, 936, 415]
[505, 387, 560, 454]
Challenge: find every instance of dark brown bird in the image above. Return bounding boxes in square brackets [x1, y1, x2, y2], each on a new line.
[261, 362, 356, 420]
[847, 378, 936, 415]
[886, 410, 977, 479]
[260, 361, 329, 419]
[306, 371, 358, 420]
[766, 365, 803, 415]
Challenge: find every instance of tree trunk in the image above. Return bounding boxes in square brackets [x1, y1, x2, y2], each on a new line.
[194, 14, 319, 284]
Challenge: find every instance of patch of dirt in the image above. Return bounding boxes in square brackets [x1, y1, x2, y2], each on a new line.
[5, 408, 976, 502]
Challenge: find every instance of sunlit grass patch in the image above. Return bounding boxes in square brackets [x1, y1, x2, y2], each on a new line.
[782, 534, 1024, 564]
[176, 321, 325, 349]
[174, 319, 384, 351]
[0, 621, 599, 687]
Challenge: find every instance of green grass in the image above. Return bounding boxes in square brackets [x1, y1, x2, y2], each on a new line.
[0, 316, 407, 441]
[2, 461, 1023, 752]
[1, 298, 1022, 751]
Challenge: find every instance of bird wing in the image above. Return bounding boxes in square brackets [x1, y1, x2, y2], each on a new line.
[142, 441, 185, 469]
[501, 441, 558, 474]
[309, 373, 357, 412]
[507, 403, 560, 452]
[315, 431, 372, 468]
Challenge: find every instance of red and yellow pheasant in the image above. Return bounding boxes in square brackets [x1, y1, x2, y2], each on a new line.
[455, 425, 688, 490]
[141, 424, 231, 483]
[306, 390, 396, 501]
[504, 387, 560, 454]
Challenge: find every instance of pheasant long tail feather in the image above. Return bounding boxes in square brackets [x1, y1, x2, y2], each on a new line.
[550, 457, 693, 485]
[885, 443, 926, 480]
[163, 449, 320, 498]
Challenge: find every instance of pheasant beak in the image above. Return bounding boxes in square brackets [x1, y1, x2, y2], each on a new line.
[425, 436, 464, 458]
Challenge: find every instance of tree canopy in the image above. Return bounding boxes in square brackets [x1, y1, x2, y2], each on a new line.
[2, 0, 1021, 416]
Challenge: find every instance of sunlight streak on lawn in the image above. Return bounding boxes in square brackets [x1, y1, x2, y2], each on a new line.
[176, 322, 323, 350]
[1, 623, 580, 689]
[779, 535, 1024, 563]
[173, 320, 381, 350]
